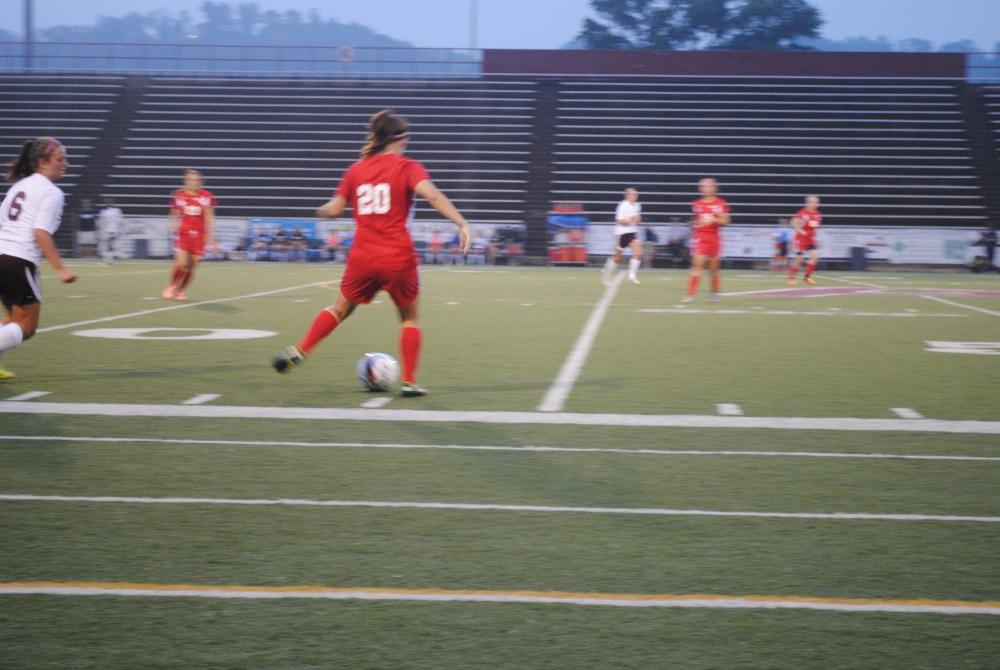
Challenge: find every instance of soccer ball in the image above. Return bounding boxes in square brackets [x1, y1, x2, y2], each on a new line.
[356, 352, 400, 392]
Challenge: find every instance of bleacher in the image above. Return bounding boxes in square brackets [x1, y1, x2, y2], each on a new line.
[985, 85, 1000, 158]
[551, 77, 989, 227]
[0, 75, 124, 202]
[102, 77, 536, 225]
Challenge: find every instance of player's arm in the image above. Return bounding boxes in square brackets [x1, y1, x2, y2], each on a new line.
[717, 211, 731, 226]
[415, 180, 471, 253]
[316, 195, 347, 219]
[168, 205, 180, 235]
[204, 206, 215, 245]
[34, 229, 77, 283]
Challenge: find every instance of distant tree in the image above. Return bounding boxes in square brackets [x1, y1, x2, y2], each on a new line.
[578, 0, 822, 51]
[803, 35, 894, 52]
[938, 39, 978, 53]
[897, 38, 933, 53]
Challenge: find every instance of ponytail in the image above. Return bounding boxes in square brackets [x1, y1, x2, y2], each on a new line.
[6, 136, 63, 182]
[361, 109, 410, 158]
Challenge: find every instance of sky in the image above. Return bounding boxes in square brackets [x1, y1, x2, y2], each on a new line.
[12, 0, 1000, 50]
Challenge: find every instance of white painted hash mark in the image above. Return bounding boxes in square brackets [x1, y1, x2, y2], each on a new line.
[0, 494, 997, 523]
[361, 396, 393, 409]
[4, 391, 50, 402]
[181, 394, 220, 406]
[717, 404, 744, 416]
[891, 408, 924, 420]
[539, 273, 625, 412]
[921, 295, 1000, 318]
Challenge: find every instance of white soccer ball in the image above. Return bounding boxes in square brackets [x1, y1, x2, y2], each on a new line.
[356, 352, 400, 392]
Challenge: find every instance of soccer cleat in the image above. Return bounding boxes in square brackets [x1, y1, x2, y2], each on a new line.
[681, 296, 695, 304]
[628, 275, 640, 285]
[786, 278, 797, 286]
[272, 345, 305, 373]
[803, 277, 817, 285]
[709, 293, 720, 303]
[174, 292, 188, 301]
[162, 284, 177, 299]
[0, 366, 15, 381]
[399, 382, 428, 398]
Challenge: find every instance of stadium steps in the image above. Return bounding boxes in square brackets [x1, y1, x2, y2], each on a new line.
[956, 84, 1000, 228]
[521, 80, 560, 258]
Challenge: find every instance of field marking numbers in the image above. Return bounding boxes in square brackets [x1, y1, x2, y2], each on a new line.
[716, 404, 744, 416]
[2, 493, 997, 523]
[925, 341, 1000, 356]
[2, 401, 999, 434]
[2, 435, 997, 462]
[361, 396, 393, 409]
[539, 273, 625, 412]
[2, 581, 998, 615]
[921, 295, 1000, 318]
[38, 280, 339, 334]
[891, 408, 924, 420]
[181, 394, 220, 406]
[4, 391, 50, 402]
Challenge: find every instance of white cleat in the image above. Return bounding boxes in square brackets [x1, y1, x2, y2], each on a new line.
[681, 296, 695, 303]
[709, 293, 720, 303]
[628, 275, 640, 285]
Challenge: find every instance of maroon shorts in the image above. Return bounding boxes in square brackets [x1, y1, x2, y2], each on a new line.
[175, 228, 205, 256]
[341, 263, 420, 308]
[695, 236, 721, 258]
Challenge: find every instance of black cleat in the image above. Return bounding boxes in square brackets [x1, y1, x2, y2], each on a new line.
[272, 346, 305, 373]
[399, 382, 428, 398]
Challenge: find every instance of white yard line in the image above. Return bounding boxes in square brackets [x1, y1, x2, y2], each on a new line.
[639, 308, 963, 318]
[1, 401, 999, 434]
[1, 583, 997, 615]
[822, 275, 888, 289]
[891, 408, 924, 420]
[4, 391, 50, 402]
[361, 396, 393, 409]
[539, 273, 625, 412]
[0, 435, 996, 462]
[921, 295, 1000, 317]
[181, 394, 220, 406]
[716, 404, 744, 416]
[37, 280, 339, 334]
[1, 493, 996, 523]
[2, 434, 998, 462]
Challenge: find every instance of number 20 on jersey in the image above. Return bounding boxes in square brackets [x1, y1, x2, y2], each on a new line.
[357, 183, 391, 215]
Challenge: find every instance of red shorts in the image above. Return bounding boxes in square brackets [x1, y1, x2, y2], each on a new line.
[796, 237, 817, 254]
[175, 228, 205, 256]
[341, 263, 420, 309]
[694, 236, 721, 257]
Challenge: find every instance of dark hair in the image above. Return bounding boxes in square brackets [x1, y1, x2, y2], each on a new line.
[361, 109, 410, 158]
[7, 137, 63, 182]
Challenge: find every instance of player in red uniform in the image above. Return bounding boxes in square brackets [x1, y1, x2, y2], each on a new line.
[684, 178, 730, 302]
[788, 195, 822, 285]
[163, 169, 215, 301]
[271, 110, 471, 397]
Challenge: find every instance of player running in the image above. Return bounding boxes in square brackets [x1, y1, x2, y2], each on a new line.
[163, 169, 215, 301]
[0, 137, 78, 380]
[602, 187, 642, 285]
[788, 195, 822, 285]
[271, 109, 471, 398]
[684, 178, 730, 303]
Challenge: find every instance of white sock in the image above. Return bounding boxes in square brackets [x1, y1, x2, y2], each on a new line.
[604, 258, 616, 272]
[628, 258, 641, 276]
[0, 322, 24, 353]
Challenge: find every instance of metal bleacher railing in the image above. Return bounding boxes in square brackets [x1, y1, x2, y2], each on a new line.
[0, 42, 482, 77]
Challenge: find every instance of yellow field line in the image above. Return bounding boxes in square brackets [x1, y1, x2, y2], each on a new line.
[2, 582, 999, 612]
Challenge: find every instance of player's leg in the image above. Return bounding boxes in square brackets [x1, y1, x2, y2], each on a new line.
[804, 248, 819, 284]
[709, 254, 723, 300]
[627, 238, 643, 284]
[164, 248, 189, 298]
[603, 244, 624, 284]
[175, 254, 200, 300]
[685, 253, 706, 302]
[396, 299, 426, 397]
[273, 293, 358, 373]
[0, 303, 41, 379]
[787, 250, 802, 284]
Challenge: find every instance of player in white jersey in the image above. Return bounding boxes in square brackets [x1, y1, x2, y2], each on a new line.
[602, 187, 643, 285]
[97, 197, 124, 264]
[0, 137, 78, 380]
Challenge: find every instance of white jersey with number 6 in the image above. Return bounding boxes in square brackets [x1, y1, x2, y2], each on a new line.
[0, 173, 65, 265]
[614, 199, 641, 236]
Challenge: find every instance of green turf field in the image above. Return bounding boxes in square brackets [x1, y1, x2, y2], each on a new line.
[1, 261, 998, 668]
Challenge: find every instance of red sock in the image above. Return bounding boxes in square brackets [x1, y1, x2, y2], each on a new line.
[788, 264, 798, 278]
[711, 274, 720, 294]
[178, 267, 195, 291]
[297, 310, 339, 354]
[400, 326, 421, 384]
[805, 262, 816, 278]
[688, 275, 700, 296]
[170, 266, 185, 284]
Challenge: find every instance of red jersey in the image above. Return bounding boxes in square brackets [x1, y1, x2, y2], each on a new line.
[171, 189, 216, 234]
[336, 153, 430, 271]
[691, 197, 730, 240]
[795, 208, 822, 243]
